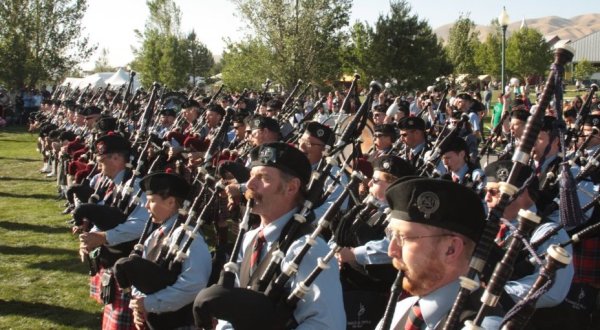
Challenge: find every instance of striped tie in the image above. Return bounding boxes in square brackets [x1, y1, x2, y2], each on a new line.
[249, 229, 266, 276]
[405, 301, 425, 330]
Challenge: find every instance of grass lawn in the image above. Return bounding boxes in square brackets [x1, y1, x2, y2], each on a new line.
[0, 126, 100, 329]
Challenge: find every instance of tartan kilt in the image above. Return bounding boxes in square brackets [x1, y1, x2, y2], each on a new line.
[89, 268, 136, 330]
[102, 288, 136, 330]
[90, 271, 102, 304]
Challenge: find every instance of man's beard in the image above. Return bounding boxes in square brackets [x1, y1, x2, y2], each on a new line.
[393, 249, 446, 296]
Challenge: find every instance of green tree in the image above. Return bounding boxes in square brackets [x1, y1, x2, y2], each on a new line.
[185, 30, 214, 84]
[362, 0, 451, 91]
[446, 13, 481, 75]
[227, 0, 352, 90]
[132, 0, 206, 89]
[339, 21, 373, 84]
[132, 29, 163, 87]
[0, 0, 96, 88]
[474, 19, 502, 78]
[93, 48, 115, 73]
[158, 34, 188, 89]
[505, 27, 552, 81]
[574, 59, 594, 81]
[221, 38, 273, 91]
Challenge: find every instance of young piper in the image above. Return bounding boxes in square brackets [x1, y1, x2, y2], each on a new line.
[128, 172, 212, 329]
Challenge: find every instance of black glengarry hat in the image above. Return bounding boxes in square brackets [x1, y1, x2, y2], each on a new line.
[95, 132, 131, 156]
[398, 117, 425, 131]
[372, 155, 414, 179]
[140, 172, 190, 199]
[484, 160, 539, 199]
[249, 115, 280, 133]
[249, 142, 311, 186]
[385, 178, 485, 242]
[304, 121, 334, 146]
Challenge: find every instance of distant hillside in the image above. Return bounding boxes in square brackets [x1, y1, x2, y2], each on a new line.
[434, 13, 600, 43]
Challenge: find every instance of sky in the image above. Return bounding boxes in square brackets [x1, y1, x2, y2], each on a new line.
[81, 0, 595, 70]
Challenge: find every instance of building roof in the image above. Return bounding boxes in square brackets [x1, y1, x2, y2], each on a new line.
[568, 30, 600, 63]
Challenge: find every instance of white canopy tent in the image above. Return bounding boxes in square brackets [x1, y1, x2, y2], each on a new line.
[105, 68, 141, 91]
[60, 77, 83, 87]
[76, 72, 113, 89]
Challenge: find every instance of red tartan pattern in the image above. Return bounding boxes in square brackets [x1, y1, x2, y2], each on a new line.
[572, 236, 600, 285]
[89, 269, 136, 330]
[90, 272, 102, 304]
[101, 288, 136, 330]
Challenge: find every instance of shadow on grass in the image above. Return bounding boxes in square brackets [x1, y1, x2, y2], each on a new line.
[0, 221, 68, 234]
[0, 191, 57, 199]
[0, 176, 51, 182]
[0, 244, 73, 256]
[0, 299, 98, 327]
[0, 139, 32, 143]
[0, 156, 38, 162]
[29, 256, 88, 274]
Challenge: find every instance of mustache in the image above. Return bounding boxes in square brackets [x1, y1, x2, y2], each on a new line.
[244, 190, 262, 202]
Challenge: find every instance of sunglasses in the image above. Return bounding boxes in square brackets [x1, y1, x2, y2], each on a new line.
[485, 187, 500, 196]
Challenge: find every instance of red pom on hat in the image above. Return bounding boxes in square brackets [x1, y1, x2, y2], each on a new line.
[183, 136, 209, 152]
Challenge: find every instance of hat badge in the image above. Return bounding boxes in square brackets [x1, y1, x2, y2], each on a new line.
[254, 119, 261, 127]
[408, 119, 414, 125]
[259, 146, 276, 164]
[316, 128, 325, 138]
[416, 191, 440, 219]
[382, 160, 391, 170]
[496, 168, 509, 182]
[593, 118, 599, 126]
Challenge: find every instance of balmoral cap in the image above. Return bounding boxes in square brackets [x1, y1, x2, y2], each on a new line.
[140, 172, 190, 199]
[372, 155, 414, 179]
[385, 178, 485, 242]
[250, 142, 311, 186]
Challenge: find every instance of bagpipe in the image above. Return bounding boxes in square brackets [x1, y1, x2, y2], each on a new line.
[418, 112, 470, 177]
[379, 270, 404, 330]
[563, 84, 599, 151]
[109, 99, 244, 324]
[443, 45, 576, 330]
[132, 82, 161, 146]
[112, 182, 224, 329]
[284, 95, 328, 145]
[190, 84, 225, 134]
[192, 81, 383, 330]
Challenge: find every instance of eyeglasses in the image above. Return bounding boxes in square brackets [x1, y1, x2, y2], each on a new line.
[385, 227, 454, 247]
[485, 187, 500, 197]
[298, 138, 324, 148]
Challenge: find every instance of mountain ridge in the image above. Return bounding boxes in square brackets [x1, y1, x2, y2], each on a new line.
[433, 13, 600, 43]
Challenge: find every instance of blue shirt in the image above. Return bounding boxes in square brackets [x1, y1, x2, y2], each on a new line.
[352, 203, 392, 266]
[134, 214, 212, 313]
[375, 279, 502, 330]
[503, 207, 574, 308]
[312, 163, 349, 221]
[92, 169, 150, 246]
[219, 208, 346, 330]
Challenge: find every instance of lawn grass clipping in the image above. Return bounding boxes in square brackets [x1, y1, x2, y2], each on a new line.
[0, 126, 100, 329]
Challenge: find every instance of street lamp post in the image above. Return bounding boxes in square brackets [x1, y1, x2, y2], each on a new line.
[499, 7, 510, 94]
